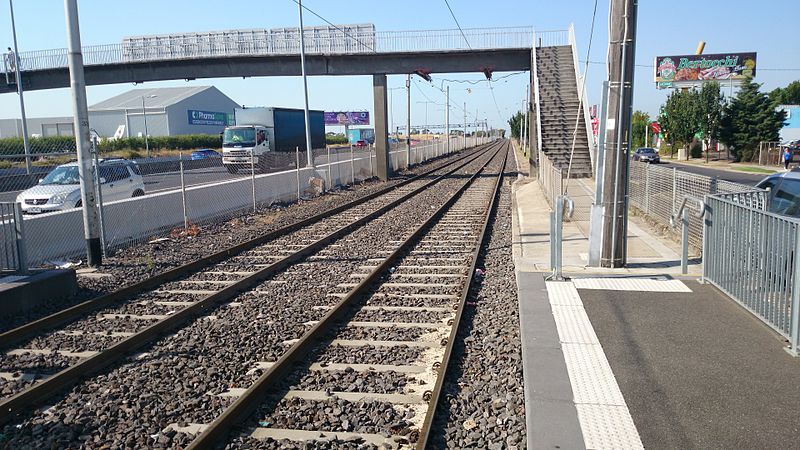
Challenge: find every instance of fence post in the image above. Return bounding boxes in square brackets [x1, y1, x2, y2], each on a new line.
[681, 206, 689, 275]
[550, 196, 565, 281]
[645, 165, 650, 215]
[296, 146, 301, 201]
[12, 202, 27, 275]
[350, 143, 355, 185]
[701, 197, 711, 283]
[672, 167, 677, 216]
[92, 146, 107, 256]
[179, 152, 188, 229]
[326, 146, 332, 191]
[710, 175, 718, 194]
[790, 227, 800, 356]
[370, 144, 374, 179]
[251, 148, 257, 213]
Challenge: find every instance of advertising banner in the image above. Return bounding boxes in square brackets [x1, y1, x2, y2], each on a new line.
[324, 111, 370, 126]
[654, 52, 757, 88]
[188, 110, 233, 126]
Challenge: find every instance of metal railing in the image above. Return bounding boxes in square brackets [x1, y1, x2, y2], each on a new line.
[628, 161, 760, 250]
[0, 202, 27, 274]
[531, 29, 544, 158]
[703, 191, 800, 354]
[2, 26, 571, 74]
[567, 24, 594, 170]
[538, 150, 563, 208]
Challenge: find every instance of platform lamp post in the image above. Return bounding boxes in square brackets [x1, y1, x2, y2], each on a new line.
[141, 94, 156, 158]
[8, 0, 31, 174]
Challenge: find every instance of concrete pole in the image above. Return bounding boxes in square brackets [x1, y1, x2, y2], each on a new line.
[463, 102, 467, 150]
[600, 0, 638, 268]
[406, 74, 411, 168]
[445, 86, 450, 154]
[9, 0, 31, 174]
[297, 0, 314, 169]
[64, 0, 101, 266]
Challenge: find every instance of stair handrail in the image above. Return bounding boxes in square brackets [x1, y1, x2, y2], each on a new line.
[567, 23, 594, 172]
[531, 28, 543, 163]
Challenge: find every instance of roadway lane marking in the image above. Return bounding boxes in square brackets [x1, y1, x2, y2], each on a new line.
[572, 277, 691, 293]
[545, 281, 643, 449]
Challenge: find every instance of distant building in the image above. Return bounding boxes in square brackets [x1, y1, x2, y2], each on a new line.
[779, 105, 800, 143]
[0, 85, 239, 138]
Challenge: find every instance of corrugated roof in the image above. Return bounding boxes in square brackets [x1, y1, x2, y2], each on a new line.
[89, 86, 214, 110]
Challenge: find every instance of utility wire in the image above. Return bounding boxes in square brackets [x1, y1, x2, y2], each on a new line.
[443, 0, 472, 50]
[289, 0, 375, 52]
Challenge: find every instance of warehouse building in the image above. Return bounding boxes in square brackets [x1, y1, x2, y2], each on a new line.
[0, 85, 240, 138]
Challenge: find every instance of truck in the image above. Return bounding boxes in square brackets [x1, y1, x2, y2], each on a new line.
[222, 107, 325, 173]
[346, 128, 375, 145]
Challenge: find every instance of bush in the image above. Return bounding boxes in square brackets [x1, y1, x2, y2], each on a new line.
[0, 134, 222, 156]
[326, 134, 348, 145]
[689, 140, 703, 159]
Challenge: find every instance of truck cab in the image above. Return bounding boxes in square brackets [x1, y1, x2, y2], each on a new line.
[222, 125, 270, 174]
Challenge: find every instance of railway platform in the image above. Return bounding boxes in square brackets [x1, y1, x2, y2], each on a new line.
[512, 154, 800, 449]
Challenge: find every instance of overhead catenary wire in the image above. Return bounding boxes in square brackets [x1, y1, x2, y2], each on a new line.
[288, 0, 375, 52]
[443, 0, 472, 50]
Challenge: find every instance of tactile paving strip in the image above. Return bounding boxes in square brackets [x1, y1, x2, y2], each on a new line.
[561, 343, 626, 406]
[551, 305, 600, 344]
[545, 281, 584, 306]
[572, 277, 692, 293]
[576, 404, 644, 449]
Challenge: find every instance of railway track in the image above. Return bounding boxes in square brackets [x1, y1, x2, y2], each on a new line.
[0, 141, 507, 448]
[186, 141, 510, 449]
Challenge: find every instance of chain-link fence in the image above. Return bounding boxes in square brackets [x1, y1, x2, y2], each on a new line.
[1, 137, 482, 267]
[537, 150, 563, 209]
[629, 161, 759, 250]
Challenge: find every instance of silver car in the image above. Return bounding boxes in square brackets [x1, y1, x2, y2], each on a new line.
[16, 158, 145, 214]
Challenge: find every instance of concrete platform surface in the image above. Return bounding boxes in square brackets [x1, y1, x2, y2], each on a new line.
[0, 269, 78, 316]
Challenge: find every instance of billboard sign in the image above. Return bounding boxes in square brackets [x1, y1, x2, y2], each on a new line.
[324, 111, 370, 126]
[188, 110, 233, 126]
[654, 52, 757, 88]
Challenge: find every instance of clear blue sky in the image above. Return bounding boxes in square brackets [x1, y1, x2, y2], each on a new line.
[1, 0, 798, 131]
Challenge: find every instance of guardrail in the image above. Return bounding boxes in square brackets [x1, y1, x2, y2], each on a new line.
[531, 29, 543, 158]
[538, 150, 563, 208]
[0, 202, 27, 274]
[1, 27, 572, 74]
[703, 191, 800, 355]
[567, 24, 594, 170]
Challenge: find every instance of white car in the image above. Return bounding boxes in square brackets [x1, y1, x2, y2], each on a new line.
[16, 158, 146, 214]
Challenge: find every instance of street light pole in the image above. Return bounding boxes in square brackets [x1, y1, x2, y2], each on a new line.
[445, 86, 450, 154]
[8, 0, 31, 174]
[141, 94, 156, 158]
[406, 74, 411, 168]
[298, 0, 314, 169]
[64, 0, 101, 266]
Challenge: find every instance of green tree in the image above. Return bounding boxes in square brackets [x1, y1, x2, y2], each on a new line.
[769, 80, 800, 105]
[631, 110, 650, 150]
[720, 78, 787, 162]
[507, 111, 524, 139]
[698, 81, 723, 162]
[660, 89, 701, 159]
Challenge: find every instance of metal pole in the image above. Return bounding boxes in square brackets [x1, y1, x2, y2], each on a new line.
[9, 0, 31, 174]
[179, 152, 188, 229]
[64, 0, 101, 266]
[92, 141, 106, 257]
[681, 206, 689, 274]
[463, 102, 467, 150]
[790, 230, 800, 356]
[142, 96, 150, 158]
[296, 146, 301, 201]
[326, 145, 332, 191]
[251, 146, 256, 212]
[12, 202, 27, 274]
[446, 86, 450, 155]
[298, 0, 314, 169]
[350, 143, 355, 185]
[370, 143, 374, 178]
[406, 74, 411, 169]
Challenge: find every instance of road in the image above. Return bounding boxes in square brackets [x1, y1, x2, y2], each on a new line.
[658, 161, 768, 186]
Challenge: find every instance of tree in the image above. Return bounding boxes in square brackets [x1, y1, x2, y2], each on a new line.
[698, 81, 723, 162]
[631, 110, 650, 150]
[720, 78, 787, 162]
[769, 80, 800, 105]
[507, 111, 524, 139]
[660, 89, 701, 159]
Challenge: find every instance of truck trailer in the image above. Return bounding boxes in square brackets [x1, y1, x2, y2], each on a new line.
[222, 107, 325, 173]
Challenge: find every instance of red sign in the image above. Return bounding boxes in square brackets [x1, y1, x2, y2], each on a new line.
[591, 117, 599, 136]
[650, 122, 661, 134]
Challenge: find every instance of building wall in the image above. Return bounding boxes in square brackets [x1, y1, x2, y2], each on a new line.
[780, 106, 800, 142]
[126, 111, 169, 138]
[167, 87, 239, 135]
[0, 117, 74, 137]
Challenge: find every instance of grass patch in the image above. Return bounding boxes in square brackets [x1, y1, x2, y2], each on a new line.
[730, 166, 776, 174]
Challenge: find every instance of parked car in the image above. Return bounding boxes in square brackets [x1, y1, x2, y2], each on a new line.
[190, 149, 221, 160]
[16, 158, 145, 214]
[633, 147, 660, 163]
[756, 170, 800, 217]
[354, 140, 367, 148]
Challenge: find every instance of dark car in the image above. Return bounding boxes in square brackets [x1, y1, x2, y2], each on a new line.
[633, 147, 660, 163]
[190, 149, 221, 160]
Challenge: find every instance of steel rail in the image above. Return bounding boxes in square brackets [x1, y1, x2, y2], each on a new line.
[0, 145, 487, 351]
[417, 141, 509, 449]
[0, 143, 499, 425]
[185, 142, 508, 450]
